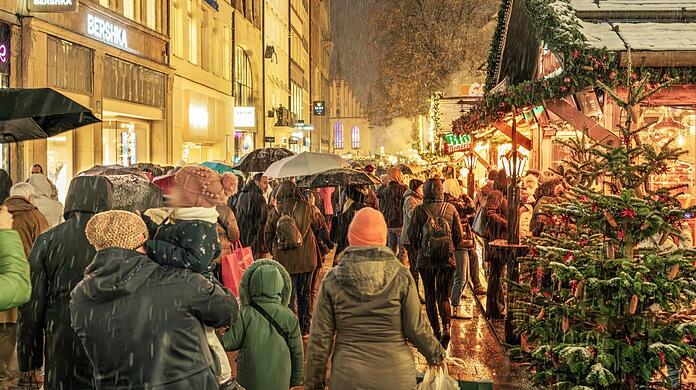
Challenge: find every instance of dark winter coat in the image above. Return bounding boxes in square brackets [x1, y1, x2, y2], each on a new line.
[407, 180, 464, 270]
[70, 248, 238, 390]
[143, 213, 220, 274]
[444, 193, 475, 249]
[379, 181, 408, 228]
[215, 204, 240, 265]
[0, 169, 10, 204]
[19, 175, 114, 390]
[265, 181, 323, 274]
[330, 200, 366, 258]
[234, 181, 269, 255]
[365, 187, 379, 210]
[305, 246, 445, 390]
[400, 189, 423, 245]
[221, 259, 303, 390]
[485, 190, 508, 240]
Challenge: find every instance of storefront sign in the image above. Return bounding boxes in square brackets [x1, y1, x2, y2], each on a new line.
[0, 23, 10, 85]
[234, 107, 255, 128]
[87, 14, 128, 49]
[264, 136, 276, 143]
[289, 138, 298, 145]
[313, 101, 326, 116]
[29, 0, 78, 13]
[443, 133, 472, 154]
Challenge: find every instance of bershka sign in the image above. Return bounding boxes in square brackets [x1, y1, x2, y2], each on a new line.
[86, 14, 128, 49]
[28, 0, 78, 12]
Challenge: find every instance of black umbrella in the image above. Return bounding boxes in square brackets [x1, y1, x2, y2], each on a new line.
[79, 165, 147, 178]
[106, 175, 164, 212]
[0, 88, 100, 143]
[235, 148, 295, 173]
[297, 168, 380, 189]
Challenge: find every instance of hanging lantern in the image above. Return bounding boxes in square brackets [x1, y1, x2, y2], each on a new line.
[463, 152, 477, 171]
[501, 149, 527, 178]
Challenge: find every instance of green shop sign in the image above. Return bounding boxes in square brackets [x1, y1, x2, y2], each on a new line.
[443, 133, 472, 154]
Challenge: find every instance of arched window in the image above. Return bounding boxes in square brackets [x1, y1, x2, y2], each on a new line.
[235, 46, 253, 106]
[334, 122, 344, 149]
[351, 126, 360, 149]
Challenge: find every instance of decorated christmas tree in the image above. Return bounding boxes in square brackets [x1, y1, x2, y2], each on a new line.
[513, 55, 696, 389]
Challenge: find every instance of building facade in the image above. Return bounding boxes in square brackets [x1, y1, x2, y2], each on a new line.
[263, 0, 291, 150]
[329, 79, 371, 157]
[170, 0, 234, 164]
[309, 0, 331, 152]
[2, 0, 170, 199]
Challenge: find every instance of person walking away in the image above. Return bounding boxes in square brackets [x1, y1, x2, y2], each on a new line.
[221, 259, 303, 390]
[484, 171, 509, 319]
[0, 207, 30, 390]
[474, 169, 497, 209]
[316, 187, 334, 231]
[408, 178, 464, 349]
[70, 210, 238, 390]
[442, 179, 476, 319]
[234, 173, 270, 258]
[19, 175, 114, 390]
[28, 164, 58, 201]
[0, 170, 11, 205]
[306, 208, 446, 389]
[379, 167, 408, 264]
[213, 175, 240, 282]
[330, 186, 367, 260]
[27, 174, 63, 228]
[265, 180, 323, 337]
[141, 165, 237, 388]
[401, 179, 424, 302]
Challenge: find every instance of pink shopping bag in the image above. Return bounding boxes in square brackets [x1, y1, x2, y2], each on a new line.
[221, 241, 254, 297]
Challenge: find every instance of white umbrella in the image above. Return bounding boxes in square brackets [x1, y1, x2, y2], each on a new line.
[264, 152, 349, 178]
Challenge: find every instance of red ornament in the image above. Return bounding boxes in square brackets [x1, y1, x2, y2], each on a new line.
[563, 252, 574, 264]
[570, 280, 578, 293]
[531, 287, 540, 296]
[571, 49, 580, 59]
[579, 195, 589, 202]
[578, 239, 589, 246]
[609, 71, 617, 80]
[563, 77, 571, 84]
[659, 351, 666, 366]
[617, 230, 625, 241]
[560, 86, 568, 92]
[620, 208, 637, 219]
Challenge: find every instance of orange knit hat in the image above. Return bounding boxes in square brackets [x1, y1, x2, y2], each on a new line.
[347, 208, 388, 247]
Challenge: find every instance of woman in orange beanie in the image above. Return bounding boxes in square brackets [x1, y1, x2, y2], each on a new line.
[306, 207, 445, 389]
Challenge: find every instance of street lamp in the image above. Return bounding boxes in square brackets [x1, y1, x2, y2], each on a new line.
[500, 149, 527, 178]
[463, 151, 477, 198]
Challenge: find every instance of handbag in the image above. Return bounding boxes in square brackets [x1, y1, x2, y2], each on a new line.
[417, 365, 459, 390]
[221, 241, 254, 297]
[471, 208, 488, 238]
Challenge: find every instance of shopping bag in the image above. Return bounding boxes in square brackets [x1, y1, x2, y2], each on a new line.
[471, 208, 488, 238]
[417, 365, 459, 390]
[221, 241, 254, 297]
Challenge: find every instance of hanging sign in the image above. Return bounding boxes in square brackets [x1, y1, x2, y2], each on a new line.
[443, 133, 472, 154]
[87, 14, 128, 49]
[0, 23, 10, 77]
[313, 101, 326, 116]
[234, 107, 255, 128]
[28, 0, 78, 12]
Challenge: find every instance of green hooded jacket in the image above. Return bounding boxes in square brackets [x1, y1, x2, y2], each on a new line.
[221, 259, 303, 389]
[0, 229, 30, 311]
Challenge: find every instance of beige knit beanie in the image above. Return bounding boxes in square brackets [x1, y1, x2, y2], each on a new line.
[86, 210, 148, 251]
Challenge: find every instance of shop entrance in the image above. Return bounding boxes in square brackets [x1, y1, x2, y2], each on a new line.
[102, 119, 151, 166]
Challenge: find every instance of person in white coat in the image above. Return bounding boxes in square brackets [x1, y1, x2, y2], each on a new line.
[27, 174, 63, 227]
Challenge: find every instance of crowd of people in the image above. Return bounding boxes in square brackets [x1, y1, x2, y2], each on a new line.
[0, 160, 576, 390]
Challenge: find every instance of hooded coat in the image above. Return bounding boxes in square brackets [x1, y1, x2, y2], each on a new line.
[330, 186, 367, 258]
[70, 248, 238, 390]
[0, 230, 30, 312]
[407, 180, 464, 269]
[305, 246, 446, 390]
[265, 181, 322, 274]
[28, 174, 64, 227]
[234, 181, 269, 255]
[400, 189, 423, 245]
[485, 190, 508, 240]
[221, 259, 303, 390]
[379, 181, 408, 229]
[19, 175, 114, 390]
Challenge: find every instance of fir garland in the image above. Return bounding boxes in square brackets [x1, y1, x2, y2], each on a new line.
[456, 0, 696, 135]
[484, 0, 513, 91]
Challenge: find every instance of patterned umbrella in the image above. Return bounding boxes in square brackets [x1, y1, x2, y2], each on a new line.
[264, 152, 349, 179]
[79, 165, 146, 178]
[297, 168, 380, 188]
[235, 148, 295, 173]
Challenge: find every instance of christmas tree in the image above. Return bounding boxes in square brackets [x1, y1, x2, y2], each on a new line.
[513, 54, 696, 389]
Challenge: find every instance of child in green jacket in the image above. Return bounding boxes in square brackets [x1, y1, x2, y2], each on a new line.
[221, 259, 303, 390]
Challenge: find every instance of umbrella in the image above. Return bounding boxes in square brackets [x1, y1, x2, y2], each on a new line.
[79, 165, 146, 178]
[264, 152, 349, 179]
[395, 163, 426, 175]
[152, 173, 175, 195]
[0, 88, 100, 143]
[297, 168, 381, 189]
[200, 161, 246, 178]
[235, 148, 295, 173]
[106, 175, 164, 212]
[131, 163, 165, 177]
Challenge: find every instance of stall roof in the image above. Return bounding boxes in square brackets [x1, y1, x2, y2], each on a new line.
[571, 0, 696, 15]
[580, 21, 696, 52]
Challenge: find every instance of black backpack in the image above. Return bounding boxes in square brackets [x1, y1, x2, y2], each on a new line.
[420, 204, 454, 264]
[276, 203, 304, 250]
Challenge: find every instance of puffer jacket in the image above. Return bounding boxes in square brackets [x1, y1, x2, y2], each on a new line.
[305, 246, 445, 389]
[407, 179, 464, 269]
[0, 230, 30, 312]
[28, 174, 63, 227]
[221, 259, 303, 390]
[19, 176, 114, 390]
[265, 181, 322, 274]
[400, 189, 423, 245]
[70, 248, 237, 390]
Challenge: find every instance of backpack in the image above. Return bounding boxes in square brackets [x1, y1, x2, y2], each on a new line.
[276, 203, 303, 250]
[420, 204, 454, 264]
